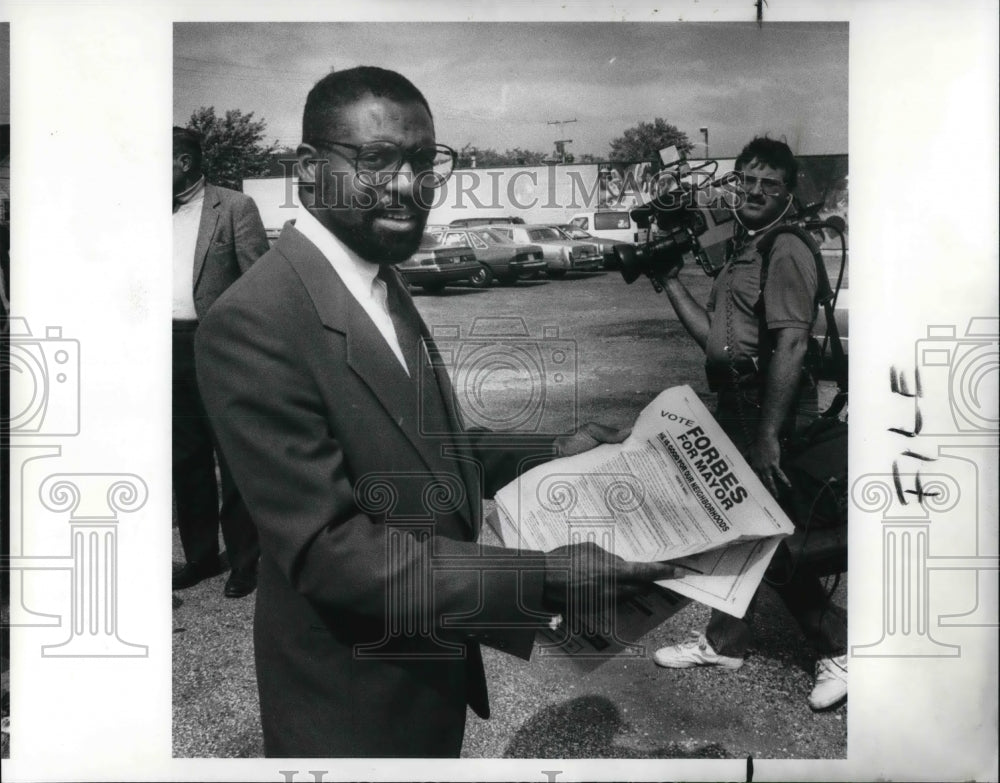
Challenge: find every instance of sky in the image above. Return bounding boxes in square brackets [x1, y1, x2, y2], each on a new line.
[174, 22, 848, 160]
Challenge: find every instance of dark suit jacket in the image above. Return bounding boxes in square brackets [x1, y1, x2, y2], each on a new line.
[195, 224, 556, 757]
[191, 183, 269, 321]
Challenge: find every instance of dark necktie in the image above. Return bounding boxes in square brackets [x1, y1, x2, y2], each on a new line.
[376, 265, 451, 429]
[376, 265, 479, 526]
[376, 265, 421, 374]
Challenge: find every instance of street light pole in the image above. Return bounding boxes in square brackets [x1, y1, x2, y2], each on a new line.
[699, 126, 709, 159]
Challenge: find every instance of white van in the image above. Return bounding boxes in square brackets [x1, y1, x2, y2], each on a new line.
[568, 210, 645, 245]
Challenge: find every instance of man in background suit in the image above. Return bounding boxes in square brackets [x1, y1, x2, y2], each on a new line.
[172, 126, 269, 598]
[195, 67, 676, 757]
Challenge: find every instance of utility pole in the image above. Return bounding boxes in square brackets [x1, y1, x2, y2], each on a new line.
[554, 140, 573, 164]
[547, 118, 577, 163]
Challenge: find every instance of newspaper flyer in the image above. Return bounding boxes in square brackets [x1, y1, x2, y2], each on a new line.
[493, 385, 795, 618]
[534, 586, 692, 674]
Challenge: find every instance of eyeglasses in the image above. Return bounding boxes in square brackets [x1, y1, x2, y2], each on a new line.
[718, 171, 788, 198]
[309, 139, 457, 188]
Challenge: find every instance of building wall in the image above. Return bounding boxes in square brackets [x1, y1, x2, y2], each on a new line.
[242, 155, 846, 233]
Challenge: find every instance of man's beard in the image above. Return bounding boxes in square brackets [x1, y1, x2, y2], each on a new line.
[332, 201, 429, 263]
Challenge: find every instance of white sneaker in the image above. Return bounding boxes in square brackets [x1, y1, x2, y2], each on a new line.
[808, 654, 848, 710]
[652, 632, 744, 670]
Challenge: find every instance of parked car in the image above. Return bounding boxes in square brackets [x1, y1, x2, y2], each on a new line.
[449, 215, 525, 228]
[487, 224, 602, 279]
[395, 232, 483, 293]
[568, 209, 645, 245]
[426, 226, 546, 286]
[554, 224, 620, 269]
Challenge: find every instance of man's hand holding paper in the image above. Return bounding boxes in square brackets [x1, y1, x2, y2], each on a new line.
[553, 421, 632, 458]
[493, 386, 795, 619]
[541, 540, 679, 612]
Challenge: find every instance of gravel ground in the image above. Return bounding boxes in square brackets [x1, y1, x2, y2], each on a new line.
[171, 268, 848, 759]
[462, 518, 847, 760]
[171, 522, 846, 760]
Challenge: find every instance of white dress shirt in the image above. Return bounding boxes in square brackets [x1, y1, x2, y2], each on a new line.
[294, 204, 409, 375]
[172, 176, 206, 319]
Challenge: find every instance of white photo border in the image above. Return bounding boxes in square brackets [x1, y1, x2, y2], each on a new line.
[3, 1, 997, 781]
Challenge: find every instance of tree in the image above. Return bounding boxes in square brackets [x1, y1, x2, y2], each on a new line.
[608, 118, 692, 163]
[799, 155, 849, 211]
[503, 147, 548, 166]
[186, 107, 280, 191]
[455, 143, 550, 169]
[265, 146, 299, 178]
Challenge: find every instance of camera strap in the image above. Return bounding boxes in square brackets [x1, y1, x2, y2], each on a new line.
[722, 224, 848, 446]
[755, 225, 848, 395]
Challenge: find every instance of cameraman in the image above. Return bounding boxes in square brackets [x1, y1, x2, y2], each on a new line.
[652, 137, 847, 711]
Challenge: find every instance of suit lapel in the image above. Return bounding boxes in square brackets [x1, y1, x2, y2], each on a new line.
[431, 361, 484, 536]
[380, 268, 481, 534]
[192, 183, 221, 292]
[278, 225, 478, 533]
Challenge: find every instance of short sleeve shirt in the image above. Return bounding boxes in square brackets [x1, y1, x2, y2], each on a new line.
[704, 231, 819, 373]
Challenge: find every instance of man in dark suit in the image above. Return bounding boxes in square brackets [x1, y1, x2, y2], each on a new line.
[172, 126, 269, 598]
[195, 67, 676, 757]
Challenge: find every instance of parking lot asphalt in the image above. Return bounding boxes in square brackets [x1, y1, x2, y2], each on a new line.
[171, 267, 847, 760]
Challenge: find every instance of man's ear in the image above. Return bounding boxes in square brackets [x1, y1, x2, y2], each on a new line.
[296, 143, 319, 184]
[176, 152, 193, 175]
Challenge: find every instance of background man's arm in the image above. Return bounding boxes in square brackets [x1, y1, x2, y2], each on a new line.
[662, 275, 710, 350]
[232, 195, 270, 272]
[751, 325, 808, 495]
[751, 233, 820, 495]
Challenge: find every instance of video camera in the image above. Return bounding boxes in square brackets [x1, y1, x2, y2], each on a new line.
[613, 146, 734, 290]
[613, 147, 849, 293]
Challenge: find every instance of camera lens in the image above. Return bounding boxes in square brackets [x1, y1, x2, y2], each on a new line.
[613, 244, 642, 284]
